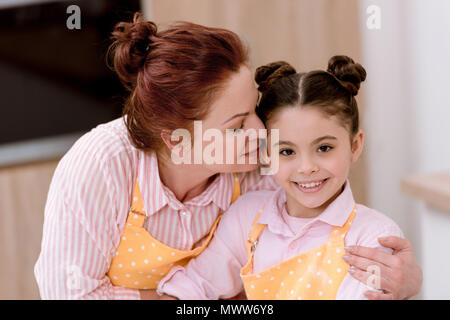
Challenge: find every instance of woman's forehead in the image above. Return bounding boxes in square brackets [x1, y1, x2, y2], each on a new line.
[206, 67, 258, 122]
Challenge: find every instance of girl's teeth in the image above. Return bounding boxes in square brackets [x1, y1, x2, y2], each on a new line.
[299, 181, 323, 188]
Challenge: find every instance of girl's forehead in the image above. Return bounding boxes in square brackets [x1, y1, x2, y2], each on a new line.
[268, 107, 349, 140]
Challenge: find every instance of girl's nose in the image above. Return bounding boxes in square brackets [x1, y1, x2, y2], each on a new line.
[296, 156, 319, 176]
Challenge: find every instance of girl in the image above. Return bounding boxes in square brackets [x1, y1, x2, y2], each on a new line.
[157, 56, 404, 300]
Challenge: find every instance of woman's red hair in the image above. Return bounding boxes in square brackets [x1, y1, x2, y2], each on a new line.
[108, 12, 249, 152]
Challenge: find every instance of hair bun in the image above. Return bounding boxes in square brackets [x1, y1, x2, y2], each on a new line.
[109, 12, 158, 88]
[255, 61, 297, 92]
[327, 55, 366, 96]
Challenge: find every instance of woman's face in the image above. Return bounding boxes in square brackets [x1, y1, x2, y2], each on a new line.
[267, 106, 364, 216]
[190, 65, 266, 173]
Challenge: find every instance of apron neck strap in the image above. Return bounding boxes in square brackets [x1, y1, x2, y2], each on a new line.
[328, 204, 357, 244]
[127, 179, 147, 227]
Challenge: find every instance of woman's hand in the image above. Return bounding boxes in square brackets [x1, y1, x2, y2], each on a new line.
[139, 289, 178, 300]
[159, 294, 178, 300]
[343, 236, 422, 300]
[139, 289, 162, 300]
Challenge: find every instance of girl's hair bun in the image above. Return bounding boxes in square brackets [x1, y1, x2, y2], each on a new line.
[108, 12, 158, 88]
[255, 61, 297, 92]
[327, 55, 366, 96]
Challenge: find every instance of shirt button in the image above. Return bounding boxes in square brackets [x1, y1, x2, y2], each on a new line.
[289, 241, 296, 250]
[181, 211, 187, 216]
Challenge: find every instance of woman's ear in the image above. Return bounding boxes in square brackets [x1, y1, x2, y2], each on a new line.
[350, 129, 365, 163]
[160, 129, 179, 152]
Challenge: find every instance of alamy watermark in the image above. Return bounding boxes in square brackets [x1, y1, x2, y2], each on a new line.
[170, 121, 279, 175]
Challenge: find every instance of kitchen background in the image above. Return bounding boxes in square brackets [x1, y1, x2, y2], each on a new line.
[0, 0, 449, 299]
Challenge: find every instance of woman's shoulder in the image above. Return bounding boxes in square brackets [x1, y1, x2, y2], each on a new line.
[54, 117, 139, 192]
[69, 117, 134, 159]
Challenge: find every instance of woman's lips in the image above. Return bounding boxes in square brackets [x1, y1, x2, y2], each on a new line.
[292, 178, 329, 193]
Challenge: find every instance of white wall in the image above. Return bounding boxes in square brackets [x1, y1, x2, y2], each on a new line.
[359, 0, 450, 299]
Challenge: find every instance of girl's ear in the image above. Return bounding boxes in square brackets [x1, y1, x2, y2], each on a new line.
[350, 129, 365, 163]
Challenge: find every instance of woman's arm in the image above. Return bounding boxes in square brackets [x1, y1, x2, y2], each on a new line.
[34, 131, 140, 299]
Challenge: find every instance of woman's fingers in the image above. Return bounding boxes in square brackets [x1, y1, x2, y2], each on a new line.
[377, 236, 412, 253]
[344, 245, 398, 268]
[347, 266, 396, 294]
[342, 253, 387, 274]
[364, 290, 394, 300]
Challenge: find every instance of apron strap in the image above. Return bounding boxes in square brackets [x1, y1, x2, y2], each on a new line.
[328, 204, 357, 245]
[127, 173, 242, 229]
[245, 206, 267, 261]
[126, 179, 147, 228]
[231, 173, 241, 204]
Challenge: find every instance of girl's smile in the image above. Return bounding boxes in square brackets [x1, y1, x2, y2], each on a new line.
[292, 177, 329, 193]
[268, 106, 364, 218]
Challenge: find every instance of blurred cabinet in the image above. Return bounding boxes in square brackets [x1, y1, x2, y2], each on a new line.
[0, 159, 59, 299]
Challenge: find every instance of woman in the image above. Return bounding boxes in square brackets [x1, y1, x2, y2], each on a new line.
[34, 12, 422, 300]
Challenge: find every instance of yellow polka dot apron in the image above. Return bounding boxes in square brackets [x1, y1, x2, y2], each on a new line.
[107, 173, 241, 289]
[240, 204, 357, 300]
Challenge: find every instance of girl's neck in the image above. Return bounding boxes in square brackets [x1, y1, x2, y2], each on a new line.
[285, 184, 345, 219]
[156, 151, 218, 203]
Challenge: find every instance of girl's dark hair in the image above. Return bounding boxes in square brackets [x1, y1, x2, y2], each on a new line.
[255, 56, 366, 138]
[107, 12, 249, 152]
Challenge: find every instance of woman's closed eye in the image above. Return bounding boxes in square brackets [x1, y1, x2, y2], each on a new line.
[232, 120, 245, 133]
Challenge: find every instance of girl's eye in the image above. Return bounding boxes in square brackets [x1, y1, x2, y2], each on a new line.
[280, 149, 295, 156]
[318, 145, 333, 153]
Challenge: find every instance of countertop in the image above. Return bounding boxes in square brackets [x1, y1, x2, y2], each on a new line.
[401, 171, 450, 213]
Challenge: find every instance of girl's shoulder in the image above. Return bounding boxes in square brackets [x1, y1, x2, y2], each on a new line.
[348, 204, 405, 249]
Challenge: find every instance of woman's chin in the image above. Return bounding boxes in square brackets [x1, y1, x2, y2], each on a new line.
[210, 163, 259, 173]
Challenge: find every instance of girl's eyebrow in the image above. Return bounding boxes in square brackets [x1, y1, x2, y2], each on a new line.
[274, 140, 296, 147]
[275, 135, 337, 147]
[311, 135, 337, 145]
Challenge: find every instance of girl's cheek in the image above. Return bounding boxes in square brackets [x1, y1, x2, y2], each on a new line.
[324, 154, 351, 178]
[273, 159, 292, 185]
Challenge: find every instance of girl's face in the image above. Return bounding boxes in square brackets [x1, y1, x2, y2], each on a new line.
[267, 106, 364, 217]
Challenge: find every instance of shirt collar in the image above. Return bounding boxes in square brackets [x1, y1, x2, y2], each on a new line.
[257, 180, 356, 236]
[141, 151, 233, 215]
[141, 150, 168, 216]
[182, 172, 233, 211]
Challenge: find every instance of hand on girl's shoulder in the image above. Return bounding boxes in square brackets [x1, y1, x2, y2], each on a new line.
[350, 204, 405, 253]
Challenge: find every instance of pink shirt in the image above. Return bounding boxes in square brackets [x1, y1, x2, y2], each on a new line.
[157, 180, 404, 300]
[34, 117, 278, 300]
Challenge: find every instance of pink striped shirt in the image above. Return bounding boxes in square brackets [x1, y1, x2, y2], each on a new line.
[34, 117, 278, 300]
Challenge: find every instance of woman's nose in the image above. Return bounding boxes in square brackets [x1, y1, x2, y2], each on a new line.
[245, 113, 265, 132]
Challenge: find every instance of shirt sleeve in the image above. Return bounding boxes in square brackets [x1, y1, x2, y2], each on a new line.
[157, 194, 253, 300]
[34, 130, 140, 300]
[337, 223, 405, 300]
